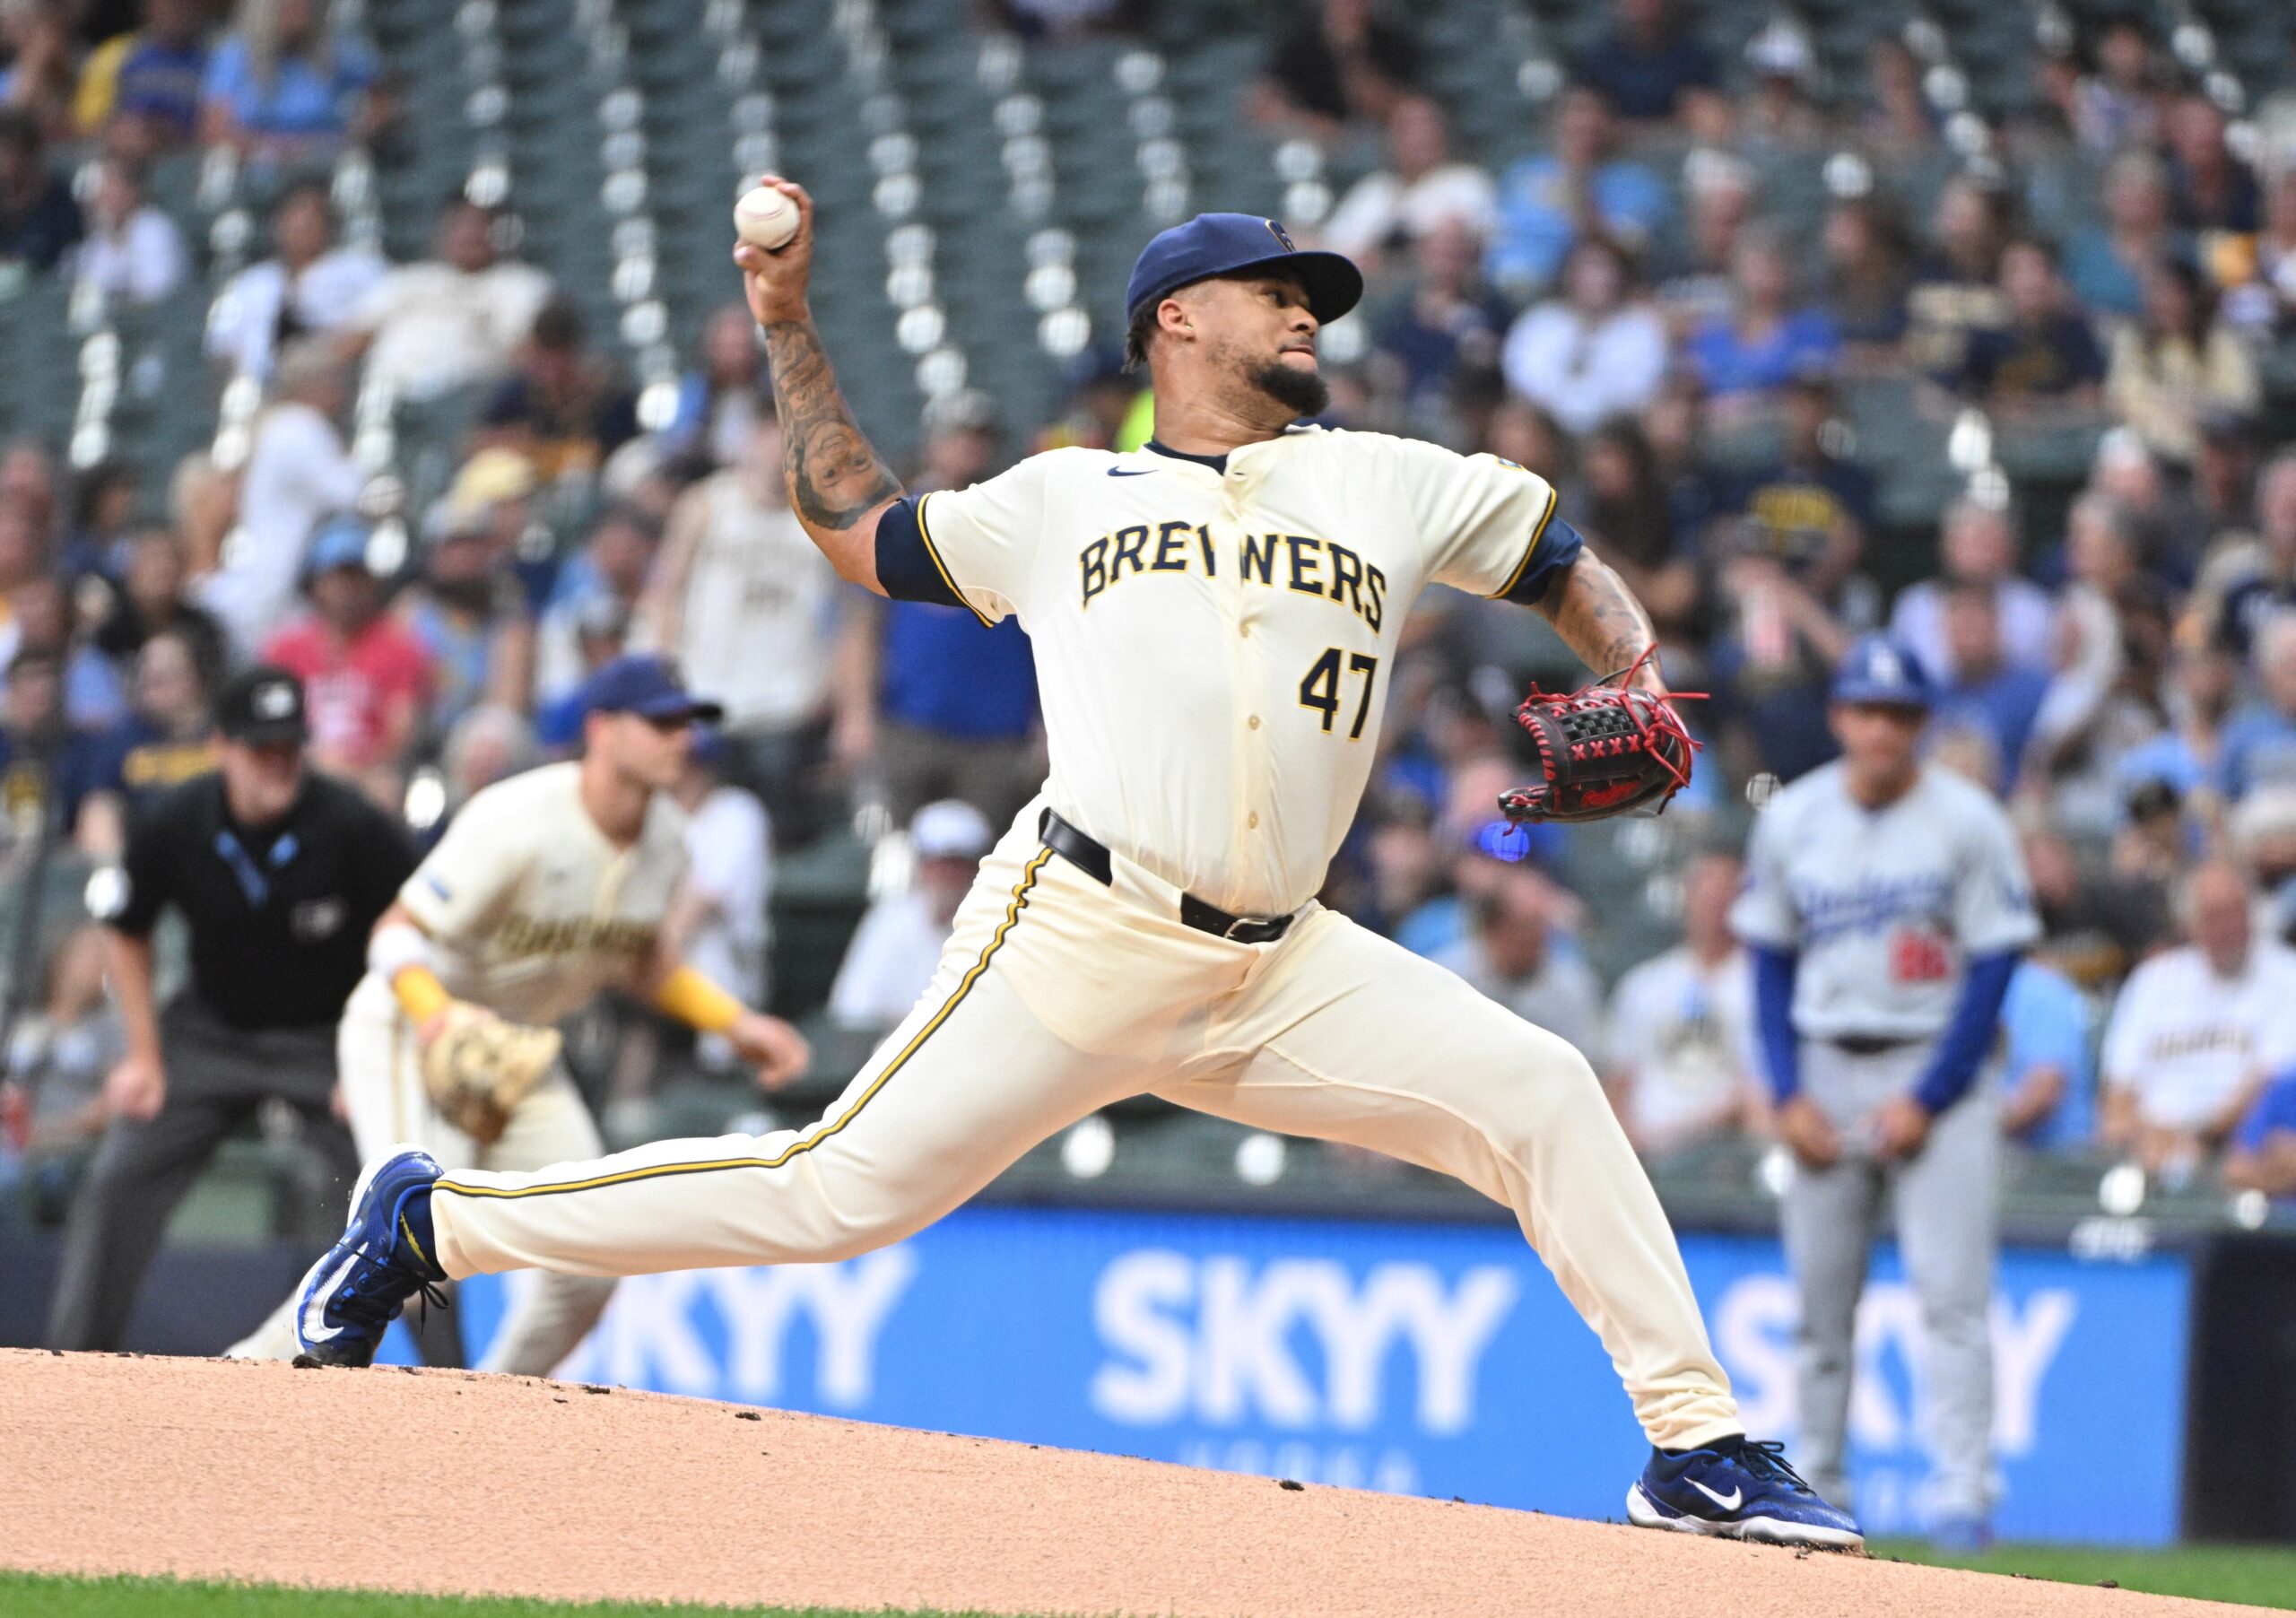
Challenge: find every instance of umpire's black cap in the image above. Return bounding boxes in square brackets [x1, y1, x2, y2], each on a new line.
[1125, 213, 1363, 326]
[215, 665, 309, 745]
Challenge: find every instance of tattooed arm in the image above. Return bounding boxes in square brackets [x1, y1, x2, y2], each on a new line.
[1534, 550, 1666, 693]
[733, 179, 900, 593]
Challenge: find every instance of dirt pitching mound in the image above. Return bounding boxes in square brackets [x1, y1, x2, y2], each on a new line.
[0, 1350, 2252, 1616]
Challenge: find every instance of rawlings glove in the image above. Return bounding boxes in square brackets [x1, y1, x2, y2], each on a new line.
[420, 1002, 562, 1145]
[1500, 661, 1701, 825]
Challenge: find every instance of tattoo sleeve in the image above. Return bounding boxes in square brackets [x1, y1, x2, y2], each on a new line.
[1536, 551, 1659, 683]
[757, 316, 903, 533]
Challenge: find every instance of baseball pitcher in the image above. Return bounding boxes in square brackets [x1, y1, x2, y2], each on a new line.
[1733, 636, 2039, 1550]
[237, 654, 807, 1370]
[292, 194, 1857, 1547]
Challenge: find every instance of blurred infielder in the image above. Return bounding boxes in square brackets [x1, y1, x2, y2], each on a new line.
[237, 655, 808, 1370]
[294, 194, 1858, 1547]
[1733, 636, 2038, 1550]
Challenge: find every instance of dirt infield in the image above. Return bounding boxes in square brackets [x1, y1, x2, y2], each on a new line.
[0, 1350, 2258, 1616]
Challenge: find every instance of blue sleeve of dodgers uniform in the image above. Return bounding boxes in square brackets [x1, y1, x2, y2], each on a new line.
[1751, 945, 1801, 1103]
[873, 496, 969, 612]
[1911, 950, 2021, 1115]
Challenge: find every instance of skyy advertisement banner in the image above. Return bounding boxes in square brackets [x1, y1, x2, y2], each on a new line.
[431, 1205, 2190, 1544]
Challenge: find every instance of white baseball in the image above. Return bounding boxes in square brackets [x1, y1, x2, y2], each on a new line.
[734, 186, 800, 250]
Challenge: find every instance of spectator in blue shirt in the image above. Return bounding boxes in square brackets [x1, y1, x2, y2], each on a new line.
[1571, 0, 1718, 126]
[865, 399, 1042, 831]
[1683, 226, 1842, 406]
[1999, 955, 2096, 1153]
[1931, 583, 2053, 787]
[1487, 86, 1670, 297]
[199, 0, 382, 165]
[110, 0, 211, 151]
[2226, 1066, 2296, 1199]
[2065, 150, 2181, 323]
[2219, 613, 2296, 802]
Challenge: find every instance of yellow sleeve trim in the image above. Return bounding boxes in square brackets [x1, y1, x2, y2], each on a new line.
[1487, 481, 1561, 601]
[914, 491, 997, 629]
[654, 964, 745, 1034]
[391, 965, 451, 1026]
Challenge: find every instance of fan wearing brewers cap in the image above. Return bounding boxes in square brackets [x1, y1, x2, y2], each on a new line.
[46, 665, 419, 1353]
[231, 653, 811, 1371]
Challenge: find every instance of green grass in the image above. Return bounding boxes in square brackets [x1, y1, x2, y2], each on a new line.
[0, 1573, 1050, 1618]
[1872, 1539, 2296, 1609]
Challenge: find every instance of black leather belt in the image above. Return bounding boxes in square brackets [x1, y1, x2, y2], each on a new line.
[1039, 810, 1296, 944]
[1823, 1033, 1924, 1057]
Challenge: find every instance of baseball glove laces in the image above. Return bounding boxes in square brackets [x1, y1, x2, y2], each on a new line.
[1499, 647, 1704, 825]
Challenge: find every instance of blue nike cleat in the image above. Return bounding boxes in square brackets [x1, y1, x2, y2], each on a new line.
[1627, 1437, 1864, 1550]
[293, 1145, 448, 1368]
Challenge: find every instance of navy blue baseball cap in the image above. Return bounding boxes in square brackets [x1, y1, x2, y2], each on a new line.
[1125, 213, 1363, 326]
[1831, 634, 1932, 709]
[577, 654, 724, 725]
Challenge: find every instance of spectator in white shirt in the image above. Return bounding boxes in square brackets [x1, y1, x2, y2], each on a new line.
[639, 411, 868, 845]
[1605, 853, 1759, 1158]
[829, 800, 994, 1033]
[1887, 497, 2055, 680]
[340, 194, 551, 401]
[71, 157, 187, 308]
[666, 734, 773, 1069]
[1500, 234, 1669, 437]
[200, 338, 361, 656]
[2100, 859, 2296, 1177]
[1431, 868, 1605, 1056]
[1318, 95, 1497, 271]
[205, 178, 386, 380]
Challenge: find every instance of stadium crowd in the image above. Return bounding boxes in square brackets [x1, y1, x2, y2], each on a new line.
[1, 0, 2295, 1225]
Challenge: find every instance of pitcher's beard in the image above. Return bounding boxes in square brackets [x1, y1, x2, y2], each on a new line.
[1249, 358, 1330, 418]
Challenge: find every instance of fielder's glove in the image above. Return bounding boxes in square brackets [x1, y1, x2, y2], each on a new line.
[1500, 660, 1701, 825]
[420, 1002, 563, 1145]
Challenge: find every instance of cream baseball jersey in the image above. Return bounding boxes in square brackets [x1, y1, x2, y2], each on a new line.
[874, 426, 1581, 917]
[397, 761, 689, 1025]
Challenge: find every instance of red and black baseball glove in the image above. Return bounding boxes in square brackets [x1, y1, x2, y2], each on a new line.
[1499, 655, 1701, 825]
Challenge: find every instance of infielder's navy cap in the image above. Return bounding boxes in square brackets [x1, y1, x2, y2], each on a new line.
[1831, 634, 1932, 709]
[578, 654, 725, 725]
[1125, 213, 1363, 326]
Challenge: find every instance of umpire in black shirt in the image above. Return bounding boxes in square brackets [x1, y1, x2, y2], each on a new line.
[45, 665, 416, 1351]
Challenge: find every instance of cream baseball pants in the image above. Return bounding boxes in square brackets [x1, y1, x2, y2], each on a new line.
[429, 801, 1743, 1449]
[227, 974, 615, 1373]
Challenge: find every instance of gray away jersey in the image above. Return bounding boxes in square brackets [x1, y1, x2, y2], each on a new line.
[1730, 761, 2039, 1040]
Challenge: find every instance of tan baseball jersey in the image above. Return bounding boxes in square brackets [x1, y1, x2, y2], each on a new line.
[400, 761, 690, 1023]
[874, 426, 1581, 917]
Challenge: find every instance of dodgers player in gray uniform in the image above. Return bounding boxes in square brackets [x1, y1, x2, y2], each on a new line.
[1732, 636, 2039, 1550]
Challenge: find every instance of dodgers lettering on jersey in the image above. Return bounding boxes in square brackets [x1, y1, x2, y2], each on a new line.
[874, 427, 1580, 917]
[1731, 761, 2038, 1040]
[396, 761, 689, 1025]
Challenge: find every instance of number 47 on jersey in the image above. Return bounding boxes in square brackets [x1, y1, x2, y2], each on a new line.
[1299, 648, 1378, 741]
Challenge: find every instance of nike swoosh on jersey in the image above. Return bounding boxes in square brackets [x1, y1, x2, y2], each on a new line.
[1689, 1478, 1744, 1512]
[300, 1250, 360, 1344]
[1106, 467, 1155, 477]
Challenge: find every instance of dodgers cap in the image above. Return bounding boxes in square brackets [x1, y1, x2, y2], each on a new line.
[577, 654, 725, 725]
[1125, 213, 1363, 326]
[1831, 634, 1933, 709]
